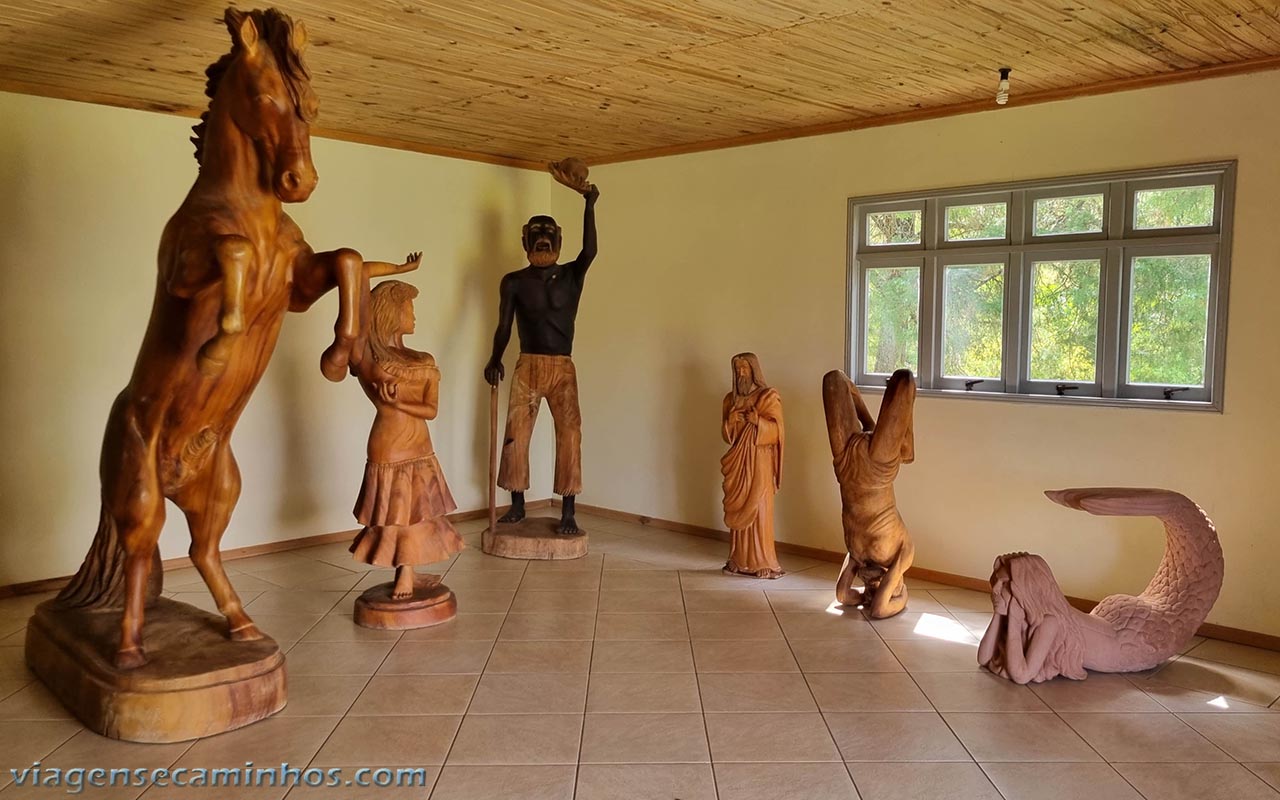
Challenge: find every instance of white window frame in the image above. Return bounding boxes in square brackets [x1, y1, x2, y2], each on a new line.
[1018, 248, 1109, 398]
[1126, 172, 1224, 238]
[847, 161, 1235, 411]
[1118, 243, 1221, 403]
[934, 253, 1011, 393]
[1024, 183, 1111, 243]
[936, 192, 1014, 249]
[860, 199, 927, 252]
[855, 256, 925, 385]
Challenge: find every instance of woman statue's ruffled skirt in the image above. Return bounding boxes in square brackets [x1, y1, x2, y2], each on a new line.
[350, 454, 465, 567]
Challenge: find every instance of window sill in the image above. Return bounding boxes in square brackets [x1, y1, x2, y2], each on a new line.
[853, 384, 1222, 413]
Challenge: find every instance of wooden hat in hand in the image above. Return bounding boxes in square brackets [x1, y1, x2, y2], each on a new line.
[548, 157, 591, 194]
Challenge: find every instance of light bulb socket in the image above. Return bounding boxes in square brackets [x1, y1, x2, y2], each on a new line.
[996, 67, 1012, 105]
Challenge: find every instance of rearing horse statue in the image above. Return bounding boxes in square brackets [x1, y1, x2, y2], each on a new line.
[56, 7, 416, 669]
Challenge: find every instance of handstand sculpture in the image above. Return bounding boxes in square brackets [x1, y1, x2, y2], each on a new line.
[821, 368, 916, 619]
[979, 488, 1224, 684]
[48, 7, 416, 670]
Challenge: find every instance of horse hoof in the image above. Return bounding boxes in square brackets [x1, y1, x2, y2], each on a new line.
[319, 347, 349, 382]
[229, 623, 265, 642]
[114, 648, 148, 670]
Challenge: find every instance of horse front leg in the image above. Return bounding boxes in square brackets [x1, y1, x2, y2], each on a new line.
[316, 248, 364, 382]
[197, 235, 254, 377]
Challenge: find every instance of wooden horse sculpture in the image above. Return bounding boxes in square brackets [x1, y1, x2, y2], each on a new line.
[52, 7, 414, 670]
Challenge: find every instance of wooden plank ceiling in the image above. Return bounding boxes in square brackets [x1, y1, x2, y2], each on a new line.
[1, 1, 1279, 167]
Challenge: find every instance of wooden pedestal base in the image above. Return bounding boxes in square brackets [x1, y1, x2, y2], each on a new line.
[353, 576, 456, 630]
[482, 517, 589, 560]
[24, 597, 286, 743]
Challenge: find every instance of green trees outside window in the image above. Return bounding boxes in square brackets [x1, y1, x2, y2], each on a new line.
[852, 163, 1230, 406]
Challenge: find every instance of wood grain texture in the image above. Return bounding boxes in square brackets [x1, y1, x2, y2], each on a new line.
[25, 597, 286, 742]
[353, 576, 457, 630]
[482, 516, 589, 560]
[3, 1, 1279, 163]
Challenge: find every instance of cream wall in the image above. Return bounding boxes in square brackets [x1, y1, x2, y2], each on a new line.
[0, 91, 554, 586]
[555, 71, 1280, 636]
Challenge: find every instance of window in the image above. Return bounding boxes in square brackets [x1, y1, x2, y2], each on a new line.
[849, 162, 1234, 409]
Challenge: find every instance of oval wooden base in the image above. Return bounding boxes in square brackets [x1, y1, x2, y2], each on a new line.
[353, 576, 457, 630]
[24, 597, 285, 743]
[481, 516, 589, 560]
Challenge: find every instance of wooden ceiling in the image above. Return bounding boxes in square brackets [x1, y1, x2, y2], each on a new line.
[2, 1, 1279, 167]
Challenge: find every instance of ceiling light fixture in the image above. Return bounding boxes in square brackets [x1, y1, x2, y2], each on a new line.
[996, 67, 1012, 105]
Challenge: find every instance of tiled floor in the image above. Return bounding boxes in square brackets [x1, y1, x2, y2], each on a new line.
[1, 510, 1278, 799]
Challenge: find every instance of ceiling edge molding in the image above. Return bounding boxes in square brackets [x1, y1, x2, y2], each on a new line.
[589, 54, 1280, 165]
[0, 77, 546, 171]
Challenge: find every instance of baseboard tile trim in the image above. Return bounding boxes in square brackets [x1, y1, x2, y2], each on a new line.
[0, 500, 551, 599]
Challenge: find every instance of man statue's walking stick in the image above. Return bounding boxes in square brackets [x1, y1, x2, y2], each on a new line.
[488, 383, 499, 536]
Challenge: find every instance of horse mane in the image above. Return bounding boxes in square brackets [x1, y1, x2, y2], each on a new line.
[191, 7, 315, 165]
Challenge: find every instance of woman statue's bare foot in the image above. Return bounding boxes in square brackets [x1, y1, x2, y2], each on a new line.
[392, 566, 416, 599]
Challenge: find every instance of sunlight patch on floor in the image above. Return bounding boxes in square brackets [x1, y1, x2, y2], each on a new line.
[913, 612, 980, 644]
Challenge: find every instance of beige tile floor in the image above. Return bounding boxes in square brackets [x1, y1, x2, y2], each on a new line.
[0, 510, 1277, 799]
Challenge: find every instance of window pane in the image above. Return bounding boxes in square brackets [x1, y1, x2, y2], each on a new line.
[942, 263, 1004, 379]
[1127, 254, 1211, 386]
[1033, 194, 1104, 236]
[1029, 259, 1101, 383]
[945, 202, 1007, 241]
[865, 209, 922, 246]
[1133, 185, 1214, 229]
[864, 267, 920, 374]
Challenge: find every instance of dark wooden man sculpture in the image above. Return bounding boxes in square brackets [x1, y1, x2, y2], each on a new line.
[484, 163, 599, 535]
[26, 7, 416, 741]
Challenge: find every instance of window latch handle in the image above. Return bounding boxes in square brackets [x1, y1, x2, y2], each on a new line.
[1055, 383, 1079, 396]
[1163, 387, 1192, 399]
[964, 379, 984, 391]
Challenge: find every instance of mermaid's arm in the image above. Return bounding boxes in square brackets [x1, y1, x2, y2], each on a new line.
[1002, 605, 1062, 684]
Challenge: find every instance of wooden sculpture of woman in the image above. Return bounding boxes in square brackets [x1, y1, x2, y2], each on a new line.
[348, 280, 465, 628]
[721, 353, 785, 578]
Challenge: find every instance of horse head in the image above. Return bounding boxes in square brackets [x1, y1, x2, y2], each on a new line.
[198, 8, 319, 202]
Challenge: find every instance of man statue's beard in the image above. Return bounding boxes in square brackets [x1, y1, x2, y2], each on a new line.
[527, 243, 560, 267]
[736, 377, 755, 396]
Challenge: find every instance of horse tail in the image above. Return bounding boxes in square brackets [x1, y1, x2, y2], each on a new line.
[56, 505, 163, 609]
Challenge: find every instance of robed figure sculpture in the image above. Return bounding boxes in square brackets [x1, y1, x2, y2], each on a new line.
[720, 353, 785, 579]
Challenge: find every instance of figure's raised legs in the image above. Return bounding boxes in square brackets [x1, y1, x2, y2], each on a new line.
[173, 443, 261, 641]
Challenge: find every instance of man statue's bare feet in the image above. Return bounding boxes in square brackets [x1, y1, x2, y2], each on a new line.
[392, 566, 415, 599]
[557, 495, 579, 535]
[499, 491, 526, 524]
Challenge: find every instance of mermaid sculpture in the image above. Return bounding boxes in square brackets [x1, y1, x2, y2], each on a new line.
[979, 488, 1224, 684]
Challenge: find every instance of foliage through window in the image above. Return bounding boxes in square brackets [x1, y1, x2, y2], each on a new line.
[850, 163, 1232, 408]
[864, 267, 920, 374]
